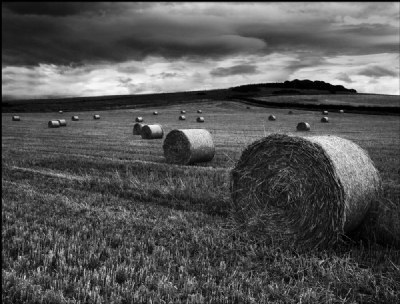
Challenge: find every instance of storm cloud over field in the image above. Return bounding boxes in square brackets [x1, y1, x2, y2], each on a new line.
[2, 2, 399, 99]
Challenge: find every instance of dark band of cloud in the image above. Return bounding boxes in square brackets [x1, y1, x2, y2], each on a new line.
[210, 64, 259, 77]
[357, 66, 398, 78]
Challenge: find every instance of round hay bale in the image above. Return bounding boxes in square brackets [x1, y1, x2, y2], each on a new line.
[230, 134, 381, 249]
[197, 110, 202, 114]
[339, 110, 344, 113]
[48, 120, 60, 128]
[268, 115, 276, 121]
[133, 123, 145, 135]
[322, 110, 328, 115]
[163, 129, 215, 165]
[58, 119, 67, 127]
[153, 111, 158, 115]
[321, 117, 329, 123]
[71, 116, 79, 121]
[141, 124, 164, 139]
[181, 110, 186, 114]
[296, 122, 310, 131]
[288, 111, 293, 115]
[179, 115, 186, 121]
[196, 117, 205, 123]
[12, 116, 20, 121]
[59, 110, 63, 114]
[135, 117, 143, 122]
[93, 114, 100, 120]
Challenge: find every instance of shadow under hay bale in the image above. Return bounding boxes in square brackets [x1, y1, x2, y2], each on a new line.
[179, 115, 186, 121]
[230, 133, 381, 250]
[197, 117, 205, 123]
[48, 120, 60, 128]
[58, 119, 67, 127]
[163, 129, 215, 165]
[133, 123, 145, 135]
[296, 122, 310, 131]
[93, 115, 100, 120]
[141, 124, 164, 139]
[268, 115, 276, 121]
[135, 117, 143, 122]
[71, 116, 79, 121]
[12, 116, 20, 121]
[321, 117, 329, 123]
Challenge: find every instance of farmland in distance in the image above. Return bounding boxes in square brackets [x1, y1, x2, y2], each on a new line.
[2, 99, 400, 303]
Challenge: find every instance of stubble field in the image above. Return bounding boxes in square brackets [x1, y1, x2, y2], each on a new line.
[2, 100, 400, 303]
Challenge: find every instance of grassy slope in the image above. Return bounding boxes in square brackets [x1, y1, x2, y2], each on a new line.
[2, 101, 400, 303]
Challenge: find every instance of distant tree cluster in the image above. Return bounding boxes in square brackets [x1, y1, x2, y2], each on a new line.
[230, 79, 357, 93]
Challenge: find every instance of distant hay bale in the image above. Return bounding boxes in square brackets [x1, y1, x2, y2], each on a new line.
[339, 110, 344, 113]
[59, 110, 63, 114]
[322, 110, 329, 115]
[133, 123, 145, 135]
[179, 115, 186, 120]
[288, 111, 293, 115]
[321, 117, 329, 123]
[268, 115, 276, 121]
[230, 133, 381, 249]
[135, 117, 143, 122]
[196, 117, 205, 123]
[48, 120, 60, 128]
[71, 116, 79, 121]
[163, 129, 215, 165]
[12, 116, 20, 121]
[141, 124, 164, 139]
[153, 111, 158, 115]
[181, 110, 186, 114]
[93, 114, 100, 120]
[58, 119, 67, 127]
[197, 110, 202, 114]
[296, 122, 310, 131]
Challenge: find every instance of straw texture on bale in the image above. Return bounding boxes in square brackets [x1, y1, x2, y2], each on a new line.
[230, 134, 381, 249]
[71, 116, 79, 121]
[268, 115, 276, 121]
[181, 110, 186, 114]
[197, 117, 205, 123]
[58, 119, 67, 127]
[296, 122, 310, 131]
[48, 120, 60, 128]
[141, 124, 164, 139]
[179, 115, 186, 120]
[197, 110, 202, 114]
[135, 117, 143, 122]
[153, 111, 158, 115]
[163, 129, 215, 165]
[93, 115, 100, 120]
[133, 123, 145, 135]
[322, 110, 329, 115]
[12, 116, 20, 121]
[321, 117, 329, 123]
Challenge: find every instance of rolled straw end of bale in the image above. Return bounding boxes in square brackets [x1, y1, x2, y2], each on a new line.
[196, 117, 205, 123]
[321, 117, 329, 123]
[135, 117, 143, 122]
[12, 116, 20, 121]
[163, 129, 215, 165]
[141, 124, 164, 139]
[268, 115, 276, 121]
[230, 133, 381, 249]
[48, 120, 60, 128]
[296, 122, 310, 131]
[133, 123, 145, 135]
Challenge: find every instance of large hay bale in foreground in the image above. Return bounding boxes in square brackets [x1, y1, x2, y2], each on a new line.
[93, 114, 100, 120]
[133, 123, 145, 135]
[321, 117, 329, 123]
[12, 116, 20, 121]
[268, 115, 276, 121]
[135, 117, 143, 122]
[196, 117, 205, 123]
[296, 122, 310, 131]
[230, 134, 381, 249]
[163, 129, 215, 165]
[48, 120, 60, 128]
[179, 115, 186, 121]
[58, 119, 67, 127]
[141, 124, 164, 139]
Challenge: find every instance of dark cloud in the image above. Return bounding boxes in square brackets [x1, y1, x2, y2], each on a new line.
[357, 66, 398, 78]
[210, 64, 259, 77]
[336, 73, 352, 83]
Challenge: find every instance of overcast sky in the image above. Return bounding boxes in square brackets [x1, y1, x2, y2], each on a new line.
[2, 2, 399, 100]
